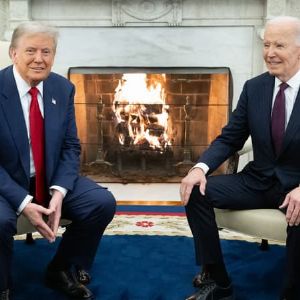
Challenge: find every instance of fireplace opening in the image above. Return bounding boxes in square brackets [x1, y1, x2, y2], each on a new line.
[69, 67, 232, 183]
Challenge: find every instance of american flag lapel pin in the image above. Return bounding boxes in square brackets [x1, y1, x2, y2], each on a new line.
[52, 98, 57, 105]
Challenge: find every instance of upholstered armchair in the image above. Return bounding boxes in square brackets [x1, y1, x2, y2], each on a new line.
[0, 40, 10, 68]
[17, 215, 71, 244]
[17, 215, 70, 235]
[214, 139, 287, 248]
[17, 215, 39, 235]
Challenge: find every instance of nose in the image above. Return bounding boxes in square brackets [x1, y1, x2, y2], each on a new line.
[266, 45, 276, 57]
[33, 51, 43, 62]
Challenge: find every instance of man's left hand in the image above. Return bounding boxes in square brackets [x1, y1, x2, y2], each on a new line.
[279, 187, 300, 226]
[47, 190, 63, 240]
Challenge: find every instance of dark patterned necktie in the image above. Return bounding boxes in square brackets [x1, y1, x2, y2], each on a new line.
[29, 87, 46, 205]
[271, 82, 289, 155]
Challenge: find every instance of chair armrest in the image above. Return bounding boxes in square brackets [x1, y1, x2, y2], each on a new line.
[16, 215, 71, 235]
[215, 208, 286, 243]
[237, 138, 252, 155]
[0, 41, 11, 68]
[226, 138, 252, 175]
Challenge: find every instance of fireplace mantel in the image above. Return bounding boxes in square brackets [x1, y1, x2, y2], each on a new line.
[0, 0, 263, 29]
[2, 0, 300, 30]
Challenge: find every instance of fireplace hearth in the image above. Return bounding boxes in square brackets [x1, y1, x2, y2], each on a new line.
[69, 67, 231, 183]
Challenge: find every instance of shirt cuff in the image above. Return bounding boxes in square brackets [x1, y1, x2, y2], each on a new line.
[17, 195, 33, 215]
[191, 162, 210, 175]
[49, 185, 68, 198]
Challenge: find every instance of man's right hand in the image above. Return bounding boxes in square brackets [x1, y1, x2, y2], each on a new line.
[180, 167, 207, 206]
[21, 202, 56, 243]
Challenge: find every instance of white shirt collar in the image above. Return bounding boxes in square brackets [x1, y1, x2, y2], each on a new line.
[12, 65, 44, 97]
[275, 69, 300, 90]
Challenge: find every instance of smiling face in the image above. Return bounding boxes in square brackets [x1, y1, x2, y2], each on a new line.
[10, 33, 56, 86]
[263, 20, 300, 82]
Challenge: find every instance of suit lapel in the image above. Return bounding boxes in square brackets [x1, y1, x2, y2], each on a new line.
[0, 67, 30, 180]
[281, 89, 300, 153]
[43, 79, 61, 182]
[261, 75, 276, 155]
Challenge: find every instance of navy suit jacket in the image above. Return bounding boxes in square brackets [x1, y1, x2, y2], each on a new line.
[0, 65, 81, 211]
[199, 72, 300, 191]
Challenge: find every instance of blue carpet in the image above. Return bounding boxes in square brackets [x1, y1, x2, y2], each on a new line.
[12, 235, 285, 300]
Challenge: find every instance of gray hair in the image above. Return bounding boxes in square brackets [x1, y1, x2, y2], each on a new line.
[10, 21, 59, 51]
[266, 16, 300, 46]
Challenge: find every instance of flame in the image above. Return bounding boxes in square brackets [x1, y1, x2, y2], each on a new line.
[113, 73, 171, 150]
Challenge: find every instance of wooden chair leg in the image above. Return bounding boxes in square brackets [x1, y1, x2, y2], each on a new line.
[259, 239, 269, 251]
[25, 233, 35, 244]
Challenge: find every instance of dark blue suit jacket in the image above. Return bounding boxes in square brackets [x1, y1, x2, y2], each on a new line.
[0, 65, 81, 211]
[199, 72, 300, 191]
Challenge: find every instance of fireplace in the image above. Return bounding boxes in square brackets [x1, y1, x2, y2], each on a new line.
[69, 67, 231, 183]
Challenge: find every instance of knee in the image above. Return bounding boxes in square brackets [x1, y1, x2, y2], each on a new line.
[186, 186, 206, 207]
[91, 189, 116, 225]
[185, 186, 214, 217]
[99, 189, 116, 222]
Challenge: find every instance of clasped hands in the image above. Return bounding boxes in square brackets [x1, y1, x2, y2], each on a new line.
[22, 190, 63, 243]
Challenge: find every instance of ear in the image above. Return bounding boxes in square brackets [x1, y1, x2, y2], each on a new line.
[9, 47, 17, 62]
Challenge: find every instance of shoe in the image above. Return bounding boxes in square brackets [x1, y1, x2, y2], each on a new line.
[45, 266, 94, 299]
[185, 279, 234, 300]
[0, 290, 9, 300]
[75, 266, 91, 285]
[280, 286, 300, 300]
[193, 270, 210, 288]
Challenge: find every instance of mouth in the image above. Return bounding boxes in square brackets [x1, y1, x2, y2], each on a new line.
[30, 67, 45, 72]
[267, 61, 281, 67]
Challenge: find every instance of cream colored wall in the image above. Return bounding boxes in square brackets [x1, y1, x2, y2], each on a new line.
[0, 40, 11, 69]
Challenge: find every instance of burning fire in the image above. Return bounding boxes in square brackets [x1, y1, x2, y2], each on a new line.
[113, 73, 171, 151]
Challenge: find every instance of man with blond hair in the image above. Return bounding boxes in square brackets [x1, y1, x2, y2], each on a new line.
[0, 22, 116, 300]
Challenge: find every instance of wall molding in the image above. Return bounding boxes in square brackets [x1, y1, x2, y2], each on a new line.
[112, 0, 182, 26]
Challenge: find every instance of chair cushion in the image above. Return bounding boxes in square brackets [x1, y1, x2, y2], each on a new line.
[214, 208, 287, 243]
[16, 215, 71, 235]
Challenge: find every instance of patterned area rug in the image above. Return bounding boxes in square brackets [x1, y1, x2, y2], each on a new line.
[107, 213, 191, 236]
[16, 205, 282, 245]
[104, 205, 280, 244]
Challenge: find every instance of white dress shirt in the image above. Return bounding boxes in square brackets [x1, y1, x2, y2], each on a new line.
[13, 66, 67, 214]
[194, 69, 300, 175]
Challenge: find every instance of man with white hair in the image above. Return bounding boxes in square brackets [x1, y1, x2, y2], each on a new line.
[181, 16, 300, 300]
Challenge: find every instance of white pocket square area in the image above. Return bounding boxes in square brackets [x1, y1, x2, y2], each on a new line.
[52, 99, 56, 105]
